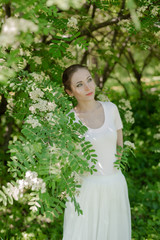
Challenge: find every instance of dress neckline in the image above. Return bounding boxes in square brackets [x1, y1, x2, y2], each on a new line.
[72, 101, 106, 131]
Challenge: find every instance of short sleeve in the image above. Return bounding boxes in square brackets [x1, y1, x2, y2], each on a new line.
[114, 104, 123, 130]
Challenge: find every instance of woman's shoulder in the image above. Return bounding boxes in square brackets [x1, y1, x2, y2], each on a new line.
[100, 100, 117, 109]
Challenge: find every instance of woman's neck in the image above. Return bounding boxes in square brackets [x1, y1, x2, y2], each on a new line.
[74, 100, 100, 113]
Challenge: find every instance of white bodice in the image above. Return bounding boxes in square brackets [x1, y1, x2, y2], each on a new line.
[69, 101, 123, 176]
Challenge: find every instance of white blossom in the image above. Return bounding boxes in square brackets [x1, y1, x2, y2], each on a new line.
[6, 182, 22, 201]
[153, 133, 160, 140]
[2, 18, 38, 33]
[25, 115, 41, 128]
[154, 149, 160, 153]
[34, 99, 48, 112]
[29, 105, 36, 114]
[29, 206, 38, 212]
[47, 101, 57, 111]
[29, 100, 57, 114]
[136, 6, 148, 17]
[98, 93, 110, 102]
[46, 0, 69, 9]
[151, 6, 159, 16]
[4, 171, 46, 210]
[67, 17, 78, 30]
[154, 31, 160, 39]
[34, 201, 41, 207]
[124, 141, 136, 149]
[118, 99, 135, 124]
[7, 97, 14, 109]
[17, 179, 25, 191]
[22, 232, 35, 239]
[37, 214, 52, 223]
[29, 72, 44, 82]
[25, 170, 38, 179]
[59, 190, 69, 199]
[31, 178, 40, 191]
[46, 0, 85, 10]
[124, 110, 135, 124]
[24, 171, 46, 193]
[25, 50, 31, 56]
[28, 193, 41, 211]
[45, 112, 55, 122]
[29, 71, 49, 82]
[119, 99, 132, 110]
[32, 56, 42, 65]
[0, 17, 38, 47]
[29, 88, 44, 101]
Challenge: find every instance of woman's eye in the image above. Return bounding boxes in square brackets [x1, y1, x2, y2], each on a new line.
[76, 83, 83, 87]
[88, 78, 92, 82]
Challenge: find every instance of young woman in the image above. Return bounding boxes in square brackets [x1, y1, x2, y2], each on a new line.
[62, 64, 131, 240]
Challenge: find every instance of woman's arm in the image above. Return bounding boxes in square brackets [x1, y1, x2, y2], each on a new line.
[117, 129, 123, 160]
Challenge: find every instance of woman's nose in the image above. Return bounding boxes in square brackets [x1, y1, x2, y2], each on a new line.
[84, 84, 90, 91]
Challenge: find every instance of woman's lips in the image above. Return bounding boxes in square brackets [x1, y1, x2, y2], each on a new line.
[86, 92, 93, 96]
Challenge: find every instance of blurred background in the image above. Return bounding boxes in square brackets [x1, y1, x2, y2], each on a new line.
[0, 0, 160, 239]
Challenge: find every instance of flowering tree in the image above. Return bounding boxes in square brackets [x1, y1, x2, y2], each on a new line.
[0, 0, 159, 238]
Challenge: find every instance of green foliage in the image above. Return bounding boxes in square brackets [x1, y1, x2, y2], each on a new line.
[0, 0, 160, 239]
[114, 145, 132, 172]
[2, 80, 97, 220]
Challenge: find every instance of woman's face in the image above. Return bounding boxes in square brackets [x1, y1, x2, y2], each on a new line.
[66, 68, 96, 102]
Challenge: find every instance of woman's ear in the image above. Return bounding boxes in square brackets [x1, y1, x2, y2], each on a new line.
[65, 89, 73, 97]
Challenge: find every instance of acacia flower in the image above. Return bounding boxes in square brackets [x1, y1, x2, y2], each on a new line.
[25, 115, 41, 128]
[151, 6, 159, 16]
[119, 99, 132, 110]
[124, 110, 135, 124]
[0, 17, 38, 47]
[67, 17, 78, 30]
[29, 88, 44, 101]
[124, 141, 136, 149]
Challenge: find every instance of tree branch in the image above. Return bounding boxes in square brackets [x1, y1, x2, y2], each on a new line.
[80, 13, 130, 36]
[141, 51, 152, 73]
[111, 28, 119, 48]
[4, 3, 11, 18]
[125, 50, 143, 98]
[117, 62, 138, 89]
[109, 75, 129, 98]
[80, 49, 89, 64]
[127, 50, 142, 81]
[102, 36, 130, 87]
[118, 0, 126, 17]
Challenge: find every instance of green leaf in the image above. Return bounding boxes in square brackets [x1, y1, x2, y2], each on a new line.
[55, 205, 63, 214]
[0, 190, 7, 206]
[53, 208, 59, 218]
[33, 143, 42, 153]
[91, 154, 97, 157]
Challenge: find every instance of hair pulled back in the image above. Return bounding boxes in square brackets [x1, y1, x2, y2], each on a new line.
[62, 64, 89, 93]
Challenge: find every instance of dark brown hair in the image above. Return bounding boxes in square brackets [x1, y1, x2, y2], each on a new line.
[62, 64, 89, 93]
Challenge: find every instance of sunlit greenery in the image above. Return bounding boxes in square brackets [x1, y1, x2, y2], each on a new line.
[0, 0, 160, 239]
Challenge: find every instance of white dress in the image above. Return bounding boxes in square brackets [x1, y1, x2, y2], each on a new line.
[63, 101, 131, 240]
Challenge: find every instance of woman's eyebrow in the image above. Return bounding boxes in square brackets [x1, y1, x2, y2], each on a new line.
[76, 81, 82, 84]
[76, 76, 91, 84]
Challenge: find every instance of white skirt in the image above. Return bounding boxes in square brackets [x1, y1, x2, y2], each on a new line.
[63, 171, 131, 240]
